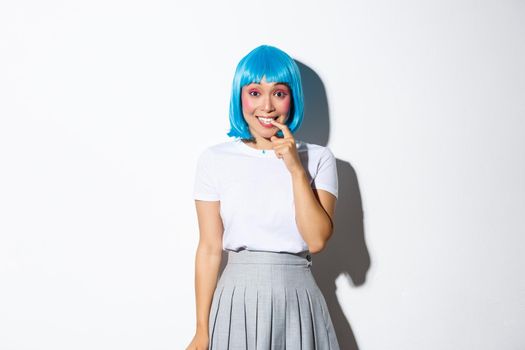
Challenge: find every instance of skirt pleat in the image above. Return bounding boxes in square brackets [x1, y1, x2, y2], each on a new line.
[230, 285, 247, 348]
[271, 285, 286, 347]
[208, 284, 224, 347]
[295, 288, 314, 349]
[257, 286, 272, 348]
[245, 287, 257, 348]
[208, 249, 340, 350]
[285, 288, 301, 348]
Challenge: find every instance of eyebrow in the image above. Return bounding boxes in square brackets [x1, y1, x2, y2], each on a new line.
[246, 82, 290, 88]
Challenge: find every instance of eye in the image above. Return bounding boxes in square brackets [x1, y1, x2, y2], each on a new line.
[249, 90, 260, 97]
[274, 90, 288, 98]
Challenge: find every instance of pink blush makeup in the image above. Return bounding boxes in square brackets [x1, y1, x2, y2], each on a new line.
[241, 91, 255, 109]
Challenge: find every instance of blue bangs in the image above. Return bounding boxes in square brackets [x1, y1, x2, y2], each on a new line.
[239, 50, 294, 87]
[227, 45, 304, 140]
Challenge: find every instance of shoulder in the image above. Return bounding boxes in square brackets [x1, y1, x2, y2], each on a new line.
[296, 140, 335, 159]
[196, 140, 241, 166]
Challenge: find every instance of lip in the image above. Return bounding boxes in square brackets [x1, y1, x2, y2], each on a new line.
[257, 117, 277, 128]
[257, 116, 279, 119]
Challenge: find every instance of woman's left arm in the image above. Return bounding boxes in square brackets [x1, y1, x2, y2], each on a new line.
[291, 170, 336, 253]
[270, 120, 336, 254]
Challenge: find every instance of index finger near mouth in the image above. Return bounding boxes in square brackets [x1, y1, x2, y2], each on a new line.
[272, 120, 293, 138]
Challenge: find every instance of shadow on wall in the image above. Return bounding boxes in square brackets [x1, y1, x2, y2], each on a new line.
[295, 60, 371, 350]
[216, 61, 371, 349]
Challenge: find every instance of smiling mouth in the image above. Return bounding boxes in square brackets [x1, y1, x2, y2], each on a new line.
[257, 116, 279, 119]
[257, 116, 278, 126]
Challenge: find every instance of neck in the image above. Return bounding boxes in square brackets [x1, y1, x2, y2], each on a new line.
[243, 136, 274, 150]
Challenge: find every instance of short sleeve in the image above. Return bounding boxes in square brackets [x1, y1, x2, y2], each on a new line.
[311, 147, 338, 199]
[193, 148, 220, 201]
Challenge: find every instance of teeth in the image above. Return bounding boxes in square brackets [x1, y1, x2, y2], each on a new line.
[258, 117, 274, 124]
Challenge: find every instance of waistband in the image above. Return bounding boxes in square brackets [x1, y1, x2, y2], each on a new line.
[226, 249, 312, 267]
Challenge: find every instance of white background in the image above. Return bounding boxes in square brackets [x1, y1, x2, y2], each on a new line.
[1, 0, 524, 349]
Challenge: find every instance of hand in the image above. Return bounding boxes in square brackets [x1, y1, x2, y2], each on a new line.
[185, 331, 209, 350]
[270, 119, 305, 176]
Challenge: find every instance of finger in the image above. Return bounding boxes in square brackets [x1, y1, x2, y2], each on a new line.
[270, 119, 293, 139]
[270, 135, 287, 144]
[273, 144, 291, 155]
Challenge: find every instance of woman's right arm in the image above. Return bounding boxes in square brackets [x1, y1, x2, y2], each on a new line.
[186, 200, 224, 350]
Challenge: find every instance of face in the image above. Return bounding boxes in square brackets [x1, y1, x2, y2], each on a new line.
[241, 76, 292, 140]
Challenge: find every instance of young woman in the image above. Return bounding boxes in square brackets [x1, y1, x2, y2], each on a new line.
[186, 45, 340, 349]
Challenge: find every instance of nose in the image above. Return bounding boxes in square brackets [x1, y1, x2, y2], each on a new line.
[261, 93, 275, 112]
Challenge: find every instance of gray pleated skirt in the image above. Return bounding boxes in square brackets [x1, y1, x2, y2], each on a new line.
[208, 249, 340, 349]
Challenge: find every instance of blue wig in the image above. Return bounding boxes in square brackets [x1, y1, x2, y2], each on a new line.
[226, 45, 304, 140]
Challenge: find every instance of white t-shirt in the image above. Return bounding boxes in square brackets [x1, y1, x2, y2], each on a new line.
[193, 138, 338, 254]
